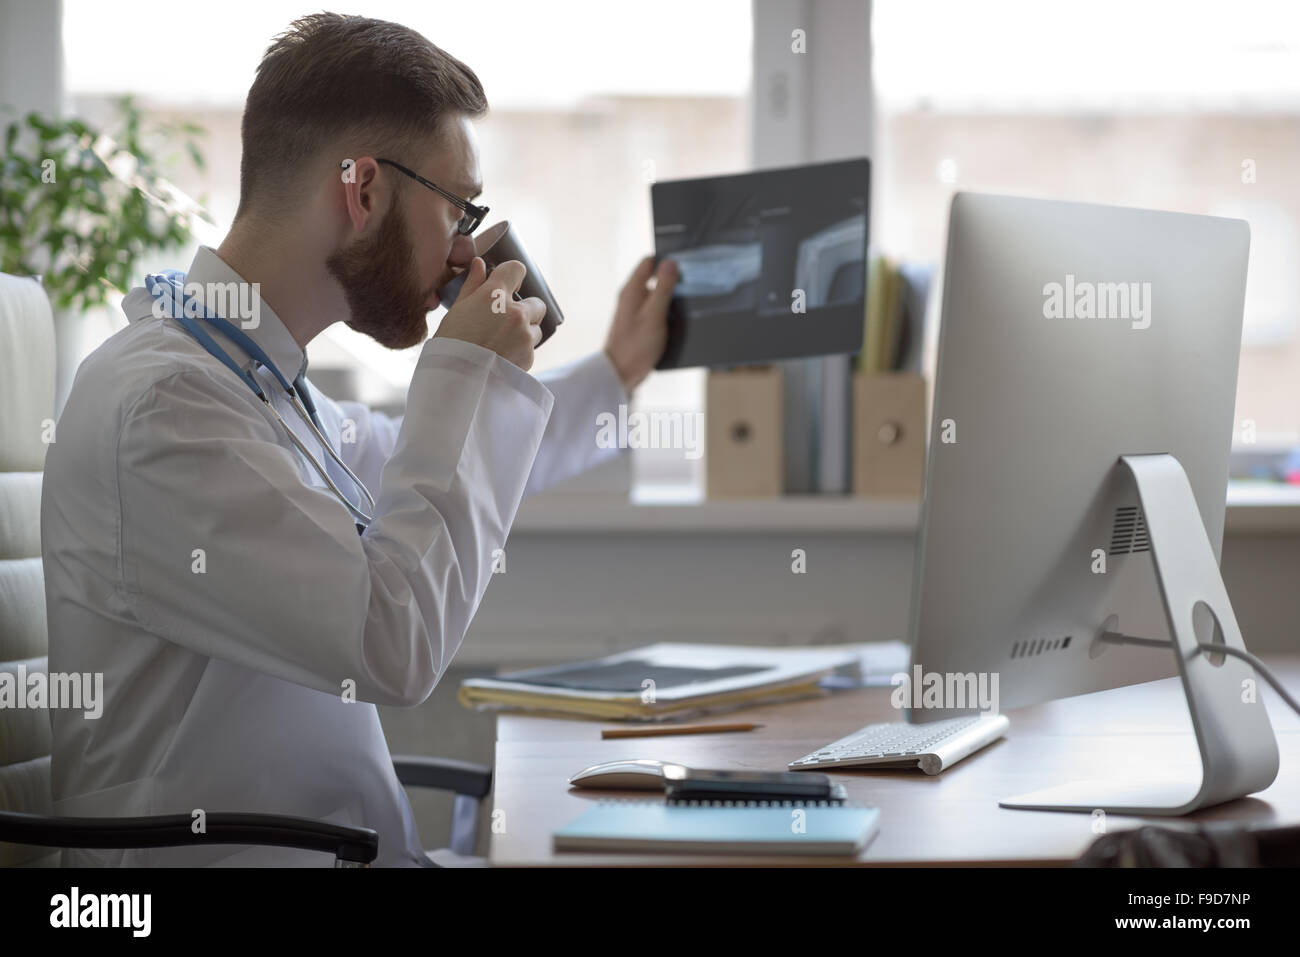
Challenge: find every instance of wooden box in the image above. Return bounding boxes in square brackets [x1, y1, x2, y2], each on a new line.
[852, 372, 926, 497]
[706, 367, 784, 498]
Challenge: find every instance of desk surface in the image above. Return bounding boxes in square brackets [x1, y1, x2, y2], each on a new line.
[487, 655, 1300, 866]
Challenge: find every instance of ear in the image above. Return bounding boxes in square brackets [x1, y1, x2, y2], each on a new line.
[338, 156, 387, 233]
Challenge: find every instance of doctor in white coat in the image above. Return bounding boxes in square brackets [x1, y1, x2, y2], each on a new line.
[40, 13, 678, 866]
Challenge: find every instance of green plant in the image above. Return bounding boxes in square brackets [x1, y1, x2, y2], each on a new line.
[0, 95, 210, 312]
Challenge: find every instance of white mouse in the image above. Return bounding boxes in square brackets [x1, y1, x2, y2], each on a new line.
[568, 759, 686, 790]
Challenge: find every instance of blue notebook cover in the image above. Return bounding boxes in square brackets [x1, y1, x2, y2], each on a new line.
[553, 800, 880, 856]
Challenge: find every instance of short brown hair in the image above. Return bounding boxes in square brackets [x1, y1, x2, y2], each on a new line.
[236, 13, 488, 217]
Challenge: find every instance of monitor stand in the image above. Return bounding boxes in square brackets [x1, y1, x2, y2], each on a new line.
[999, 453, 1279, 815]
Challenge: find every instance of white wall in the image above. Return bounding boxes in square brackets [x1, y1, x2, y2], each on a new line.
[462, 514, 1300, 668]
[0, 0, 62, 119]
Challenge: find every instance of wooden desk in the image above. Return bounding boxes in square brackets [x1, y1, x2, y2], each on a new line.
[487, 655, 1300, 866]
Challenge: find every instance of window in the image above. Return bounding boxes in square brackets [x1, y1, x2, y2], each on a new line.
[872, 0, 1300, 469]
[63, 0, 752, 490]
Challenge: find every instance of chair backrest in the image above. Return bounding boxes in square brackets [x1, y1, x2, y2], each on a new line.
[0, 273, 59, 866]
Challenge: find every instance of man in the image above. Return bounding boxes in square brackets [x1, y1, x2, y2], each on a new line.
[42, 13, 677, 866]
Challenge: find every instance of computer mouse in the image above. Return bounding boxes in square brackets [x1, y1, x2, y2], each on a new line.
[567, 759, 684, 790]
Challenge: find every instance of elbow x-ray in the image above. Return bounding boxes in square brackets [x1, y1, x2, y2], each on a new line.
[652, 157, 870, 369]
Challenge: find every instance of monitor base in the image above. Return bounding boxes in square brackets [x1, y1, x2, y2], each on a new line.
[1000, 779, 1203, 816]
[1000, 453, 1279, 816]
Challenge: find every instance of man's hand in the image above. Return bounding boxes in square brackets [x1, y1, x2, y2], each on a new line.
[604, 257, 678, 393]
[433, 257, 546, 371]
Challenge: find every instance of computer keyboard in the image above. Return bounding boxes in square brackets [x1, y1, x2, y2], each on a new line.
[788, 714, 1010, 775]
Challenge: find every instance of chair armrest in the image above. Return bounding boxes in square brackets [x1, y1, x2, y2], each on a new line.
[391, 755, 492, 799]
[0, 810, 378, 865]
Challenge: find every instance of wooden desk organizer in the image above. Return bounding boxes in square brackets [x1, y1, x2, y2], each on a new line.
[705, 368, 926, 498]
[852, 371, 926, 498]
[705, 367, 784, 498]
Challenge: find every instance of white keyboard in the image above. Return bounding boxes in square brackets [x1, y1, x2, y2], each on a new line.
[788, 714, 1010, 775]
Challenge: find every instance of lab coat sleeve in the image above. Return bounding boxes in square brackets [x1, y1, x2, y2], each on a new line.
[335, 350, 629, 497]
[115, 336, 554, 707]
[332, 398, 402, 493]
[523, 349, 629, 497]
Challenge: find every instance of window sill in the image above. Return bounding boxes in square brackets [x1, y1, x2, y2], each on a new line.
[511, 482, 1300, 535]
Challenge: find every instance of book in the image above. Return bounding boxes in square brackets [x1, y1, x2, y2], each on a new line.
[816, 354, 852, 493]
[880, 261, 907, 372]
[553, 799, 881, 856]
[457, 643, 861, 722]
[895, 261, 934, 374]
[782, 356, 819, 493]
[861, 254, 889, 373]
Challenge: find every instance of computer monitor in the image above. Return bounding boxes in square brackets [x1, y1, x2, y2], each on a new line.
[908, 192, 1279, 815]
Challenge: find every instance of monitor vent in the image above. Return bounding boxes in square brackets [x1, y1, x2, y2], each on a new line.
[1011, 635, 1072, 659]
[1109, 506, 1150, 556]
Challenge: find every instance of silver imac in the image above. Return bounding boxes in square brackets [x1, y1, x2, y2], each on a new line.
[909, 192, 1279, 815]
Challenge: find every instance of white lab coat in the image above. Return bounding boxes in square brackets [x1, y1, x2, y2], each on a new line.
[42, 245, 627, 866]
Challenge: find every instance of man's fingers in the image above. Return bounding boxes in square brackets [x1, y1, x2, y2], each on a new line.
[516, 296, 547, 328]
[456, 257, 489, 300]
[645, 258, 679, 316]
[485, 259, 527, 297]
[618, 256, 656, 309]
[518, 315, 542, 368]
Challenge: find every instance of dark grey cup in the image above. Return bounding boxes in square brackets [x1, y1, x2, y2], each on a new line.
[436, 220, 564, 346]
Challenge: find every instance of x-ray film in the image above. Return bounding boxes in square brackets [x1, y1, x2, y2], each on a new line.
[652, 158, 870, 368]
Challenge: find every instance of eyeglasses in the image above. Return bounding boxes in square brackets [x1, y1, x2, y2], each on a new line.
[374, 158, 489, 235]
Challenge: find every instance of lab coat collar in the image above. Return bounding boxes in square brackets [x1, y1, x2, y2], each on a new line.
[120, 246, 309, 382]
[183, 246, 308, 381]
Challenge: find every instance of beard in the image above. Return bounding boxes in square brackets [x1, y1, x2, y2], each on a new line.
[325, 198, 435, 349]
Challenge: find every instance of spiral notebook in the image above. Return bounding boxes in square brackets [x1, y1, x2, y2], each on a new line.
[553, 800, 880, 856]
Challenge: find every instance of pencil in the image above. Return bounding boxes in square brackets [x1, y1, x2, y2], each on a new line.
[601, 722, 762, 739]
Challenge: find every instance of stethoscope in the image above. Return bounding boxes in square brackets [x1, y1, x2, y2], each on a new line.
[145, 272, 376, 532]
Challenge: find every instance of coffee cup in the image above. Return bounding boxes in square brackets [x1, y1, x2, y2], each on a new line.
[436, 220, 563, 346]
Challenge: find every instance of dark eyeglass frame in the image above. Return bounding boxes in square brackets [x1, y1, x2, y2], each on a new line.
[343, 158, 489, 235]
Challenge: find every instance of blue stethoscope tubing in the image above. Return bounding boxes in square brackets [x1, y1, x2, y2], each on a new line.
[145, 272, 376, 530]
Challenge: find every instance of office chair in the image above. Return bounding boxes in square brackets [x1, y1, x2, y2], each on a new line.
[1077, 822, 1300, 867]
[0, 272, 490, 867]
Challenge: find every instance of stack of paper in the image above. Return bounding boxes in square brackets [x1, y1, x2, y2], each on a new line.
[458, 643, 864, 722]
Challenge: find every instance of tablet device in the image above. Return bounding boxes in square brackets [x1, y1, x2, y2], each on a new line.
[652, 157, 870, 369]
